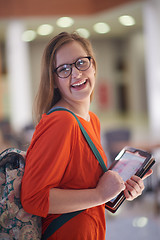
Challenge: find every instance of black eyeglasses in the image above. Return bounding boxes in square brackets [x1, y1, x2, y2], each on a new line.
[54, 56, 92, 78]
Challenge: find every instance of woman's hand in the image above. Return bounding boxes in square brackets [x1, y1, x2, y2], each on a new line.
[124, 169, 153, 201]
[96, 170, 126, 203]
[142, 169, 153, 180]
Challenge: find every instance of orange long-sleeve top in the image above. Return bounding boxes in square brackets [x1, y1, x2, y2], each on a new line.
[21, 110, 108, 240]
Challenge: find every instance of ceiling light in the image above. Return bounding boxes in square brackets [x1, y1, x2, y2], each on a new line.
[76, 28, 90, 38]
[56, 17, 74, 28]
[21, 30, 36, 42]
[119, 15, 135, 26]
[93, 22, 110, 34]
[37, 24, 54, 36]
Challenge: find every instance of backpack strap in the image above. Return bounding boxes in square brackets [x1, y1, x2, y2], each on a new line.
[42, 107, 108, 239]
[41, 210, 83, 240]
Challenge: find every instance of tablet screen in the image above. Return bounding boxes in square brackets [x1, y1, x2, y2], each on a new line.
[112, 151, 146, 182]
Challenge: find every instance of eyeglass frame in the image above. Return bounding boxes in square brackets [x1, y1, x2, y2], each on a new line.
[53, 56, 92, 78]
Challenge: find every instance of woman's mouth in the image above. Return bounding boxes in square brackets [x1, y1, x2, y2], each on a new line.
[71, 79, 87, 88]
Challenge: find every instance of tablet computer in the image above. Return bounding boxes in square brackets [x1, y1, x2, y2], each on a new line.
[105, 146, 155, 213]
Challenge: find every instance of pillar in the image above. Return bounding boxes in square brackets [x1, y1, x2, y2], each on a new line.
[6, 21, 32, 132]
[143, 0, 160, 141]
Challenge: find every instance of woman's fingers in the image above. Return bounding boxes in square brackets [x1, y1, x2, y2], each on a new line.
[124, 175, 144, 201]
[142, 169, 153, 180]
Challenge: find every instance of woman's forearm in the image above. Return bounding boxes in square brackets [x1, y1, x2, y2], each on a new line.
[48, 188, 102, 214]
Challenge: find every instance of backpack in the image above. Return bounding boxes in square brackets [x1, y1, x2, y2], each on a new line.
[0, 148, 42, 240]
[0, 147, 83, 240]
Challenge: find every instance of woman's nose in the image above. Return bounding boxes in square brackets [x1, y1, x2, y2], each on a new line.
[71, 65, 82, 78]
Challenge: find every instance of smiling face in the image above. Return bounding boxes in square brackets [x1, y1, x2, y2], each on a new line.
[54, 41, 96, 106]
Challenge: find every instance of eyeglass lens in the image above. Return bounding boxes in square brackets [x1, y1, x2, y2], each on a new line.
[56, 57, 91, 78]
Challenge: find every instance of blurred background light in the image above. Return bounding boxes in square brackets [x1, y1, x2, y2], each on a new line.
[132, 217, 148, 228]
[37, 24, 54, 36]
[56, 17, 74, 28]
[119, 15, 136, 26]
[93, 22, 110, 34]
[76, 28, 90, 38]
[21, 30, 37, 42]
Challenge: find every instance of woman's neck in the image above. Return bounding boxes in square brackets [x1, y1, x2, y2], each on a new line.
[55, 98, 90, 121]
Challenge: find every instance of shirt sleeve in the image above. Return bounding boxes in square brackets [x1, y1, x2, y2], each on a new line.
[21, 111, 76, 217]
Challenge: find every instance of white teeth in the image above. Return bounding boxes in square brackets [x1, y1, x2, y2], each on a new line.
[72, 80, 86, 87]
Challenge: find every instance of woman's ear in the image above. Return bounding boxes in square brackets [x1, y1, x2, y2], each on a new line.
[91, 59, 96, 75]
[92, 66, 96, 75]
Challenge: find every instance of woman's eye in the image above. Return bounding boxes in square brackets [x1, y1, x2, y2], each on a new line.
[79, 60, 85, 65]
[77, 60, 87, 68]
[59, 66, 70, 73]
[59, 67, 66, 73]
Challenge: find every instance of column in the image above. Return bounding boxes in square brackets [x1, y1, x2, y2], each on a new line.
[6, 21, 32, 132]
[143, 0, 160, 141]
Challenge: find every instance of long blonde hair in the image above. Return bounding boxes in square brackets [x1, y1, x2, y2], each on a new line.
[34, 32, 97, 124]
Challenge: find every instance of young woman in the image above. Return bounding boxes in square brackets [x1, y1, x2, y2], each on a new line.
[21, 32, 152, 240]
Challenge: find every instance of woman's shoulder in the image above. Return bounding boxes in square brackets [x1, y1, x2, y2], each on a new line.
[89, 111, 100, 124]
[32, 110, 77, 143]
[37, 110, 78, 131]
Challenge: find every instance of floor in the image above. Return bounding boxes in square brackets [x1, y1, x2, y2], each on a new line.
[106, 190, 160, 240]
